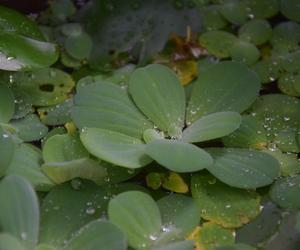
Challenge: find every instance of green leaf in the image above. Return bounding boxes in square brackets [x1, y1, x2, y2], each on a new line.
[65, 32, 92, 60]
[206, 148, 280, 189]
[11, 114, 48, 142]
[199, 31, 237, 58]
[238, 19, 272, 46]
[219, 1, 248, 25]
[278, 73, 300, 97]
[243, 0, 279, 19]
[229, 39, 260, 66]
[191, 174, 261, 228]
[63, 220, 127, 250]
[274, 128, 300, 153]
[108, 191, 162, 250]
[0, 85, 15, 123]
[270, 175, 300, 209]
[187, 61, 260, 123]
[280, 0, 300, 22]
[157, 194, 200, 237]
[0, 233, 25, 250]
[271, 21, 300, 53]
[222, 115, 268, 149]
[0, 127, 15, 177]
[129, 64, 185, 138]
[249, 94, 300, 139]
[8, 68, 74, 106]
[200, 5, 227, 31]
[0, 176, 39, 250]
[42, 158, 107, 185]
[6, 143, 54, 191]
[263, 149, 300, 177]
[251, 58, 281, 84]
[43, 133, 89, 162]
[0, 33, 58, 71]
[198, 223, 235, 250]
[72, 82, 152, 138]
[0, 6, 44, 40]
[182, 112, 241, 143]
[80, 128, 152, 168]
[145, 140, 213, 172]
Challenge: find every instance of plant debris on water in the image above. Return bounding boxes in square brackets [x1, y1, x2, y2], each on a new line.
[0, 0, 300, 249]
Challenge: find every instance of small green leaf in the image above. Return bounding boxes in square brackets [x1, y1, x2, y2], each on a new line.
[63, 220, 127, 250]
[80, 128, 152, 168]
[154, 240, 194, 250]
[0, 233, 25, 250]
[200, 5, 227, 31]
[0, 85, 15, 123]
[191, 174, 261, 228]
[182, 112, 241, 143]
[219, 1, 248, 25]
[157, 194, 200, 237]
[108, 191, 162, 250]
[129, 64, 185, 138]
[270, 175, 300, 209]
[72, 82, 152, 139]
[206, 148, 280, 189]
[0, 176, 39, 250]
[6, 143, 54, 191]
[274, 128, 300, 153]
[215, 243, 256, 250]
[199, 31, 237, 58]
[65, 32, 92, 60]
[244, 0, 279, 19]
[187, 62, 260, 123]
[145, 140, 213, 172]
[238, 19, 272, 46]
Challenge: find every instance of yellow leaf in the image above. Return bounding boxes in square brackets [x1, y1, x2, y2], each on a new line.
[171, 60, 198, 86]
[162, 172, 189, 193]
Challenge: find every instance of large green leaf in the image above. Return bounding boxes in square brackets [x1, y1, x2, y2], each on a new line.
[182, 112, 241, 143]
[42, 158, 107, 185]
[157, 194, 200, 237]
[79, 0, 201, 68]
[187, 62, 260, 123]
[243, 0, 279, 19]
[0, 85, 15, 123]
[80, 128, 152, 168]
[191, 174, 261, 228]
[145, 140, 213, 172]
[0, 176, 39, 250]
[0, 33, 58, 71]
[63, 220, 127, 250]
[42, 134, 89, 162]
[5, 143, 54, 191]
[129, 64, 185, 138]
[269, 175, 300, 209]
[0, 127, 15, 177]
[108, 191, 162, 250]
[72, 82, 152, 139]
[206, 148, 280, 189]
[0, 6, 44, 40]
[0, 234, 25, 250]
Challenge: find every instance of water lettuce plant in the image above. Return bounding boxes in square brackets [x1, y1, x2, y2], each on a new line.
[0, 0, 300, 250]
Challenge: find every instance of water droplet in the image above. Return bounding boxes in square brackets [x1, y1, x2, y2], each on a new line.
[20, 232, 27, 240]
[86, 207, 96, 215]
[71, 178, 82, 190]
[149, 234, 158, 241]
[7, 56, 14, 61]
